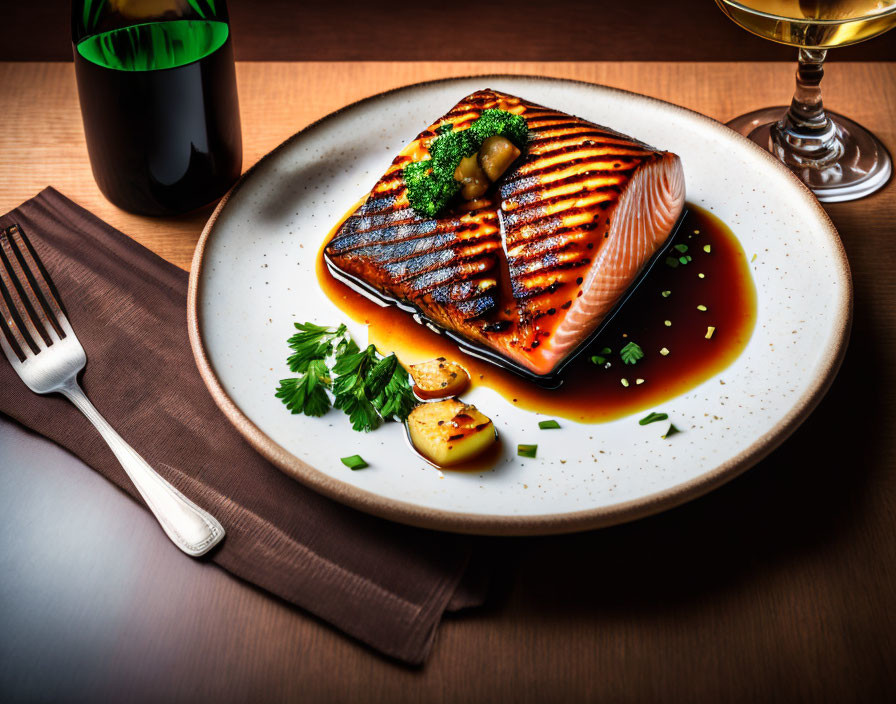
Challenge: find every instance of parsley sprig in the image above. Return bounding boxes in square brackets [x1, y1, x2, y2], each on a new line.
[275, 322, 416, 432]
[620, 341, 644, 365]
[285, 322, 352, 373]
[275, 358, 332, 417]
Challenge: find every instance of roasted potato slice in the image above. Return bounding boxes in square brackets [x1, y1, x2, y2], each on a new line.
[454, 154, 490, 200]
[409, 357, 470, 399]
[478, 135, 521, 182]
[407, 399, 496, 467]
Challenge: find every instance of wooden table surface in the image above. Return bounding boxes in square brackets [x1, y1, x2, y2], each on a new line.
[1, 62, 895, 702]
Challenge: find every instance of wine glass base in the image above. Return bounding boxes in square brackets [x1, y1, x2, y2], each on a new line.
[726, 107, 892, 203]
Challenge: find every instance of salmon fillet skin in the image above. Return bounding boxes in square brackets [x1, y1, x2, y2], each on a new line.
[324, 89, 686, 379]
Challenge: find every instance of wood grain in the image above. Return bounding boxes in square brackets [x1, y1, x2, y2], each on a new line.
[1, 61, 895, 702]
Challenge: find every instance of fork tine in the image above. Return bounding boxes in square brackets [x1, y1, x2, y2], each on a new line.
[0, 277, 33, 360]
[0, 256, 47, 353]
[0, 316, 24, 366]
[1, 225, 65, 344]
[4, 225, 70, 339]
[0, 246, 46, 354]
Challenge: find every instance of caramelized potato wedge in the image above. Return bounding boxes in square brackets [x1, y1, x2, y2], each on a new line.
[454, 155, 490, 200]
[407, 399, 496, 467]
[478, 135, 521, 182]
[409, 357, 470, 399]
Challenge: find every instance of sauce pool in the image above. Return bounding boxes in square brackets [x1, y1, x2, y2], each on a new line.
[317, 202, 756, 424]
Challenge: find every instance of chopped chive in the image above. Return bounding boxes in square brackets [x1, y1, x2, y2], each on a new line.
[660, 347, 670, 356]
[686, 255, 692, 262]
[679, 256, 689, 265]
[639, 411, 669, 426]
[539, 419, 561, 430]
[635, 378, 645, 385]
[703, 244, 711, 253]
[705, 326, 716, 339]
[665, 256, 679, 268]
[600, 347, 612, 355]
[697, 304, 708, 312]
[518, 444, 538, 458]
[673, 243, 689, 253]
[341, 454, 368, 470]
[664, 320, 672, 327]
[661, 290, 671, 298]
[621, 378, 630, 387]
[663, 424, 682, 439]
[590, 355, 607, 365]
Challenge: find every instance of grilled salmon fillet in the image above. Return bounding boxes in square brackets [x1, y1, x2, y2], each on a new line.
[325, 89, 686, 377]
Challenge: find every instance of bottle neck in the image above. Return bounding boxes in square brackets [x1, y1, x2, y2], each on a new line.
[72, 0, 229, 43]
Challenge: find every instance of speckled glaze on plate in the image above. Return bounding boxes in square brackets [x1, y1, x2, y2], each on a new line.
[187, 76, 851, 535]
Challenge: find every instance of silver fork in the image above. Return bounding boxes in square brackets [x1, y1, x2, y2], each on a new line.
[0, 223, 224, 557]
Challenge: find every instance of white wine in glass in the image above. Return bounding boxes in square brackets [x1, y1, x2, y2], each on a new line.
[716, 0, 896, 202]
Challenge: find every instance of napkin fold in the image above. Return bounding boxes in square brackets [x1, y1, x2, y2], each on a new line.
[0, 188, 488, 665]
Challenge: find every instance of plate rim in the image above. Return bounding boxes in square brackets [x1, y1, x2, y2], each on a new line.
[187, 74, 852, 536]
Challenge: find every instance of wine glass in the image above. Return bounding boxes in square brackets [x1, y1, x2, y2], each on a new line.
[715, 1, 896, 202]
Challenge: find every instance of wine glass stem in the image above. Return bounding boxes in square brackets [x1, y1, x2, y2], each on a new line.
[771, 48, 841, 166]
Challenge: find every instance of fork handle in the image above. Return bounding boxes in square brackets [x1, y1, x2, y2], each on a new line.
[59, 380, 225, 557]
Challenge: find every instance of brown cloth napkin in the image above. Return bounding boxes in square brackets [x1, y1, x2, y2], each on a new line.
[0, 188, 488, 665]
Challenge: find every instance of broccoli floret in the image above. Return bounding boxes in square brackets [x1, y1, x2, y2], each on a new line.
[402, 159, 432, 187]
[403, 108, 529, 217]
[429, 129, 477, 171]
[405, 130, 475, 217]
[468, 109, 529, 149]
[404, 159, 461, 218]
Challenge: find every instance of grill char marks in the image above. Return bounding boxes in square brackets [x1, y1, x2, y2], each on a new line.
[324, 90, 517, 339]
[496, 99, 685, 375]
[324, 89, 685, 377]
[501, 129, 631, 321]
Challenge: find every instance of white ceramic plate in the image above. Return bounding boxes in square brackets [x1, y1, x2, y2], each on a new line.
[188, 76, 851, 535]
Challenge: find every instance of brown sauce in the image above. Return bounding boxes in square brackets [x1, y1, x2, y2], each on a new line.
[317, 202, 757, 424]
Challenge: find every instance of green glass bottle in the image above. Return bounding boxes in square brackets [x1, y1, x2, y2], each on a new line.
[72, 0, 242, 215]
